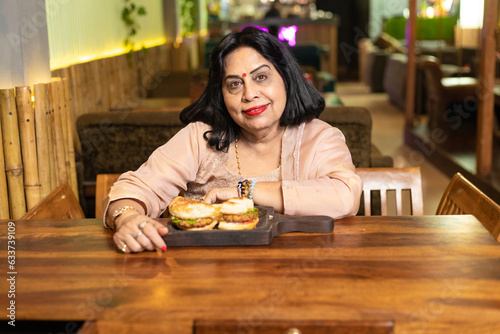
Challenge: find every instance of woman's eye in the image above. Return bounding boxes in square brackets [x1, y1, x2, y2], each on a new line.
[255, 74, 267, 81]
[228, 81, 241, 90]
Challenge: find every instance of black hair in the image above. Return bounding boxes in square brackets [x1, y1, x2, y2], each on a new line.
[180, 26, 325, 151]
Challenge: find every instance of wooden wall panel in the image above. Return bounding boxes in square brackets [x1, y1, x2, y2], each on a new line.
[50, 42, 196, 117]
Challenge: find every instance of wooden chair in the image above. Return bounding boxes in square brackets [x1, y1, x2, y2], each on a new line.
[21, 182, 84, 219]
[356, 167, 423, 216]
[194, 319, 394, 334]
[436, 172, 500, 241]
[95, 173, 121, 219]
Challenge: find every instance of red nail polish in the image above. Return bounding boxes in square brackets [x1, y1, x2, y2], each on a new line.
[161, 246, 166, 252]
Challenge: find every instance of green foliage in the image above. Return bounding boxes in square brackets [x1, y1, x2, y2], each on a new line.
[180, 0, 197, 36]
[121, 0, 148, 57]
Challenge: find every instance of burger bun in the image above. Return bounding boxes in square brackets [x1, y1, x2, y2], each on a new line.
[169, 196, 216, 220]
[220, 197, 254, 215]
[218, 217, 259, 230]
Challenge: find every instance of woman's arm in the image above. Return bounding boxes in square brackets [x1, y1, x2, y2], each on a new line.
[107, 198, 168, 253]
[280, 121, 362, 218]
[204, 122, 361, 219]
[203, 181, 284, 213]
[103, 122, 206, 222]
[103, 123, 207, 253]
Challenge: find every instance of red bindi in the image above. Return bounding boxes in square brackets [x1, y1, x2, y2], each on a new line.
[242, 73, 246, 77]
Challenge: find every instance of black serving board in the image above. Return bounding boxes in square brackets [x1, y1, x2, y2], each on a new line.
[162, 206, 334, 247]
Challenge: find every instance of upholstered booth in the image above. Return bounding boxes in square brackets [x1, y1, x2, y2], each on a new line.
[319, 106, 393, 168]
[383, 53, 409, 111]
[359, 33, 406, 93]
[76, 111, 185, 216]
[77, 111, 185, 182]
[419, 55, 478, 128]
[364, 50, 390, 93]
[360, 33, 478, 114]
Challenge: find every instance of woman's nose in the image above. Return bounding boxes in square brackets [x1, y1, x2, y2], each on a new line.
[242, 82, 259, 101]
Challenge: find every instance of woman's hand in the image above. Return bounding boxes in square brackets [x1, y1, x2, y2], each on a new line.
[203, 186, 239, 204]
[112, 210, 168, 254]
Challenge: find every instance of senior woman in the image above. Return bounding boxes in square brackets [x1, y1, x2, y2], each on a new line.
[105, 27, 362, 253]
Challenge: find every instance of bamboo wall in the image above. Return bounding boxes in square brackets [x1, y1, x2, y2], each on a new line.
[50, 42, 198, 120]
[0, 79, 78, 219]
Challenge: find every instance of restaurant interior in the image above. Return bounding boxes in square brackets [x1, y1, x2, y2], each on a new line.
[1, 0, 500, 333]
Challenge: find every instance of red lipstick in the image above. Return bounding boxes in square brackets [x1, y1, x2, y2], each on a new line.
[244, 104, 269, 116]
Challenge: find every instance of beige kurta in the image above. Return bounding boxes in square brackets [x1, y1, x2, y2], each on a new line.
[104, 119, 362, 224]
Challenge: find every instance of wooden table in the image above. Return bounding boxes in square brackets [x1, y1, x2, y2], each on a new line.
[1, 215, 499, 333]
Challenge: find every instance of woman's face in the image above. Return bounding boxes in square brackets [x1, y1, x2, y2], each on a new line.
[222, 46, 287, 138]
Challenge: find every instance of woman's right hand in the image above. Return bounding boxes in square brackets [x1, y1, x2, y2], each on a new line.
[112, 210, 168, 254]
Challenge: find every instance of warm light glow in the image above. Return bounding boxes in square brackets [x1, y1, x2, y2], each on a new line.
[426, 7, 435, 18]
[442, 0, 454, 12]
[403, 8, 410, 20]
[459, 0, 484, 28]
[46, 0, 165, 70]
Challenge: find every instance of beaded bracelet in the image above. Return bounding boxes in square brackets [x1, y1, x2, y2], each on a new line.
[238, 179, 258, 199]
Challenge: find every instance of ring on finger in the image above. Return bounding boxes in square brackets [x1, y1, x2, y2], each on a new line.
[134, 231, 143, 239]
[119, 244, 127, 253]
[139, 221, 149, 230]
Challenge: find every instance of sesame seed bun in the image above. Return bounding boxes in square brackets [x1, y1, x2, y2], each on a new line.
[168, 196, 216, 220]
[220, 197, 254, 215]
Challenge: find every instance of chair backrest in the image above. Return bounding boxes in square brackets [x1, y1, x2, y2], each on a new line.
[356, 167, 424, 216]
[95, 174, 121, 219]
[419, 55, 444, 97]
[319, 106, 373, 168]
[21, 182, 85, 219]
[436, 172, 500, 241]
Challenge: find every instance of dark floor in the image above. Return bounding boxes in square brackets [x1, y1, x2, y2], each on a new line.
[405, 112, 500, 203]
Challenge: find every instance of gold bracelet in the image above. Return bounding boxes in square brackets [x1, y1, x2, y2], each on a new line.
[110, 206, 139, 229]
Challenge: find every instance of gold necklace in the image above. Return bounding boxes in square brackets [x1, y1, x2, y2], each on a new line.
[234, 137, 281, 176]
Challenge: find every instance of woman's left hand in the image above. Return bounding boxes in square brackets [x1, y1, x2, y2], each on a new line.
[203, 186, 239, 204]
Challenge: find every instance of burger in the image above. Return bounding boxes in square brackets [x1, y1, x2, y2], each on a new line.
[168, 196, 218, 230]
[218, 197, 260, 230]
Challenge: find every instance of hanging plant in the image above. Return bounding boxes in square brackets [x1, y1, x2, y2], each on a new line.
[122, 0, 148, 57]
[180, 0, 197, 36]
